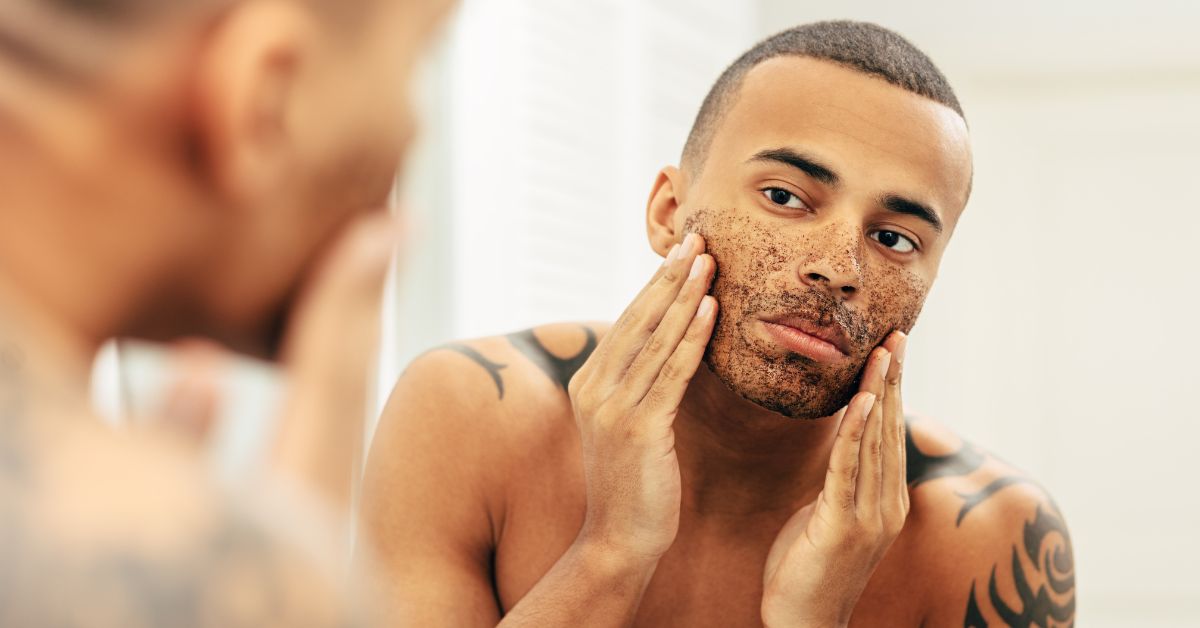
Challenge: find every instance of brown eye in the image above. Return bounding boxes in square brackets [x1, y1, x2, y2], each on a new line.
[762, 187, 806, 209]
[870, 230, 916, 253]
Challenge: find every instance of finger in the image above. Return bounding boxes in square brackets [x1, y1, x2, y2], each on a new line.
[638, 295, 718, 416]
[568, 238, 689, 395]
[155, 339, 227, 446]
[880, 332, 908, 520]
[593, 234, 706, 386]
[856, 350, 889, 518]
[823, 391, 875, 515]
[621, 254, 716, 400]
[274, 211, 401, 512]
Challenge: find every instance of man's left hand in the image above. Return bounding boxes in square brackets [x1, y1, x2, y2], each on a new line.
[760, 331, 910, 628]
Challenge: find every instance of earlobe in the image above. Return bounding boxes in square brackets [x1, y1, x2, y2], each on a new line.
[645, 166, 687, 258]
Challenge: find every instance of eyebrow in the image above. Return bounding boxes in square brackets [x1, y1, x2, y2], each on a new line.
[749, 148, 839, 186]
[880, 194, 944, 234]
[750, 146, 944, 234]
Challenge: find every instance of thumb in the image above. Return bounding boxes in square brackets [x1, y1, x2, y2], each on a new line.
[154, 339, 229, 446]
[764, 496, 819, 587]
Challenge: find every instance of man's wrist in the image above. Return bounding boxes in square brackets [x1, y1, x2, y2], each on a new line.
[570, 531, 662, 589]
[761, 591, 849, 628]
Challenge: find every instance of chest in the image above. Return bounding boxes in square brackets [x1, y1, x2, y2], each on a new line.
[491, 469, 928, 627]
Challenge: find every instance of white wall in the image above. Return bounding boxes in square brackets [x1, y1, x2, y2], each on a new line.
[758, 1, 1200, 624]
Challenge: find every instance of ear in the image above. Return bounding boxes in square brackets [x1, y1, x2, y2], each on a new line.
[188, 0, 314, 208]
[645, 165, 689, 258]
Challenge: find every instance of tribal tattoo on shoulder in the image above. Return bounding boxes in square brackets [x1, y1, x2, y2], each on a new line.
[904, 417, 1033, 526]
[962, 499, 1075, 628]
[901, 417, 1075, 627]
[437, 326, 598, 400]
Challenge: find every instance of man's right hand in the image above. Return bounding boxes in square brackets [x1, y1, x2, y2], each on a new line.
[566, 232, 717, 563]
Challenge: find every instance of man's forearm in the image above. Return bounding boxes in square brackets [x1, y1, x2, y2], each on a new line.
[498, 536, 658, 627]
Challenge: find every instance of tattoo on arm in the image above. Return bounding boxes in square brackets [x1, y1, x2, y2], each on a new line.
[440, 344, 509, 400]
[963, 500, 1076, 627]
[506, 326, 597, 390]
[905, 418, 1033, 527]
[428, 326, 598, 401]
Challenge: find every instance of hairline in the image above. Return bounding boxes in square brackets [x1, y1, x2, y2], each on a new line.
[682, 52, 968, 179]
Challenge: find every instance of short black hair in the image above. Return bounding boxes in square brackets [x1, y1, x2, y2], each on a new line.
[681, 20, 964, 172]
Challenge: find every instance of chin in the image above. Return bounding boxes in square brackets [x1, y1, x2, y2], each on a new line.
[704, 339, 862, 420]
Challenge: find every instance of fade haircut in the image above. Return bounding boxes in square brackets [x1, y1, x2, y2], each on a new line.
[681, 20, 964, 173]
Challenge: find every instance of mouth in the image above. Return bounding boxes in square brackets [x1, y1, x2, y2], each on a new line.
[757, 314, 852, 364]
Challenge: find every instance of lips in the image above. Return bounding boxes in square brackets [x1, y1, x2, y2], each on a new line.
[759, 314, 853, 363]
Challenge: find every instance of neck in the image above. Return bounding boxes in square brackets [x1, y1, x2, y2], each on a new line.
[674, 364, 843, 518]
[0, 271, 101, 399]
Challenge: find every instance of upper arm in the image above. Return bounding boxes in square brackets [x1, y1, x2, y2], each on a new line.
[920, 479, 1076, 628]
[959, 483, 1075, 627]
[357, 348, 508, 627]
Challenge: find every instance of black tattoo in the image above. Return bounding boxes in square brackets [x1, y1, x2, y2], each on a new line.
[441, 344, 508, 400]
[963, 502, 1076, 627]
[905, 420, 1033, 527]
[905, 423, 986, 489]
[955, 476, 1034, 526]
[506, 326, 597, 390]
[431, 327, 598, 401]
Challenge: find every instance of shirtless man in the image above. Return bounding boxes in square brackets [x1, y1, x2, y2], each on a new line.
[0, 0, 451, 625]
[362, 21, 1075, 627]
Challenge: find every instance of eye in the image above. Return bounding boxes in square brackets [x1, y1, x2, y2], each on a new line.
[761, 187, 807, 210]
[870, 230, 918, 254]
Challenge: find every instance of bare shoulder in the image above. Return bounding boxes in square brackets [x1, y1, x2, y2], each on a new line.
[382, 321, 611, 445]
[1, 417, 357, 627]
[358, 322, 610, 620]
[899, 415, 1076, 627]
[364, 321, 607, 534]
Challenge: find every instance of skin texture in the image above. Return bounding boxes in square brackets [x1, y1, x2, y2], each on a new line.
[0, 0, 454, 625]
[361, 56, 1074, 627]
[685, 206, 927, 418]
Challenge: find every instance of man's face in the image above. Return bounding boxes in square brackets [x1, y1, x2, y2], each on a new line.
[199, 0, 456, 356]
[677, 57, 972, 419]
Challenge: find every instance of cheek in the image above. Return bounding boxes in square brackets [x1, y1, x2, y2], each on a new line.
[861, 263, 930, 336]
[683, 207, 788, 289]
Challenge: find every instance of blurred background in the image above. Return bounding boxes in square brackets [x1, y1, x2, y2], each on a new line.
[98, 0, 1200, 625]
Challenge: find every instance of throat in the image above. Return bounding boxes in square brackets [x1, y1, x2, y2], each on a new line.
[673, 365, 841, 517]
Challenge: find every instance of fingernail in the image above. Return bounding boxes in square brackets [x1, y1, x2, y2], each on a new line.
[682, 233, 697, 254]
[862, 393, 877, 418]
[697, 296, 714, 318]
[896, 334, 908, 365]
[689, 255, 705, 279]
[665, 244, 680, 264]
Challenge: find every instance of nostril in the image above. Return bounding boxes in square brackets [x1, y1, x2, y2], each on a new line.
[841, 285, 857, 295]
[806, 272, 827, 283]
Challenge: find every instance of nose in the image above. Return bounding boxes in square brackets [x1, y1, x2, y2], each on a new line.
[798, 223, 864, 300]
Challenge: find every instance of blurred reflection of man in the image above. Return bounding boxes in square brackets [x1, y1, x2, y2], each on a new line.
[0, 0, 452, 625]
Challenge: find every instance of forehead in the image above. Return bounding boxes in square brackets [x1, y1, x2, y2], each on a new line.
[703, 56, 973, 221]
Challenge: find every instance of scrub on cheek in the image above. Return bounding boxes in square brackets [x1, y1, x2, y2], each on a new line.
[683, 207, 930, 419]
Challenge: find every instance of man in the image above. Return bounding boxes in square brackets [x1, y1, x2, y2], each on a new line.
[0, 0, 451, 625]
[362, 21, 1075, 627]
